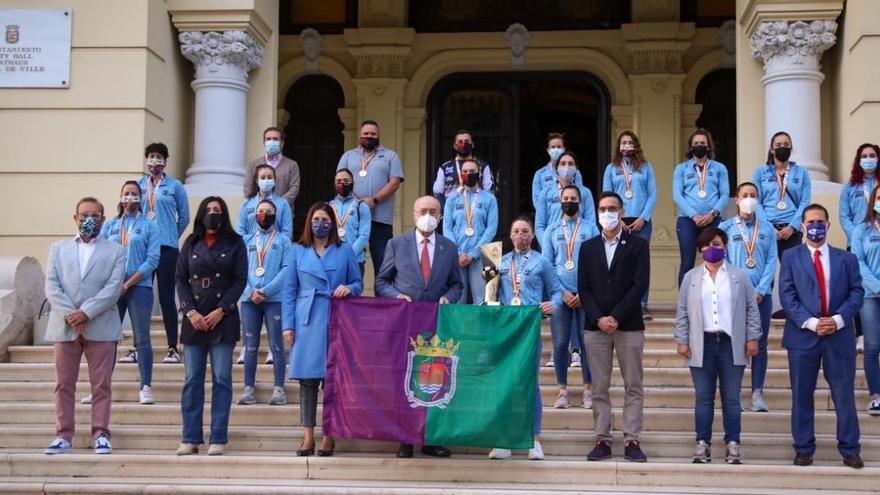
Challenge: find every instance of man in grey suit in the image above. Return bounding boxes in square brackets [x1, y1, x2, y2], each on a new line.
[43, 197, 126, 455]
[376, 195, 463, 458]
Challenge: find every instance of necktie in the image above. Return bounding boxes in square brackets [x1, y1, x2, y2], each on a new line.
[813, 250, 829, 317]
[421, 238, 431, 283]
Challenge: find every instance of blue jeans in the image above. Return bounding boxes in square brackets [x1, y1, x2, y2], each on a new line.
[690, 332, 744, 444]
[677, 216, 720, 286]
[860, 297, 880, 395]
[458, 259, 486, 305]
[117, 286, 153, 388]
[181, 340, 235, 445]
[549, 305, 590, 385]
[240, 301, 285, 388]
[751, 293, 773, 391]
[625, 218, 652, 306]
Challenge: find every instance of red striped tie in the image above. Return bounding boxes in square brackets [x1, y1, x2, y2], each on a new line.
[813, 250, 829, 317]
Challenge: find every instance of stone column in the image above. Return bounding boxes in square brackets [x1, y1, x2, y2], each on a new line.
[179, 30, 263, 196]
[750, 20, 837, 182]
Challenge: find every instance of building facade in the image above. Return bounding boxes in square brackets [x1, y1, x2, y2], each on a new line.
[1, 0, 874, 303]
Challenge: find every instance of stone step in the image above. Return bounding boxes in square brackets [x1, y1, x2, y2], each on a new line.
[0, 380, 857, 412]
[0, 361, 866, 391]
[2, 402, 879, 436]
[0, 449, 877, 488]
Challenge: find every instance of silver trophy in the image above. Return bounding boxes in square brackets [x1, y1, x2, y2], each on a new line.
[480, 241, 503, 306]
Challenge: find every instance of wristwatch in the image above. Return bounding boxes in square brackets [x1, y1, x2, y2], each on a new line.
[186, 309, 197, 318]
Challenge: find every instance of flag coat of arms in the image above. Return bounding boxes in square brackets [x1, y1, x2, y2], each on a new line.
[323, 297, 541, 450]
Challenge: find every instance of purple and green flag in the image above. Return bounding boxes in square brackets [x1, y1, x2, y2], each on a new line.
[323, 297, 541, 450]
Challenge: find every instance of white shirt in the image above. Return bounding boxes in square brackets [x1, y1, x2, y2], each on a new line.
[75, 235, 97, 279]
[802, 243, 845, 332]
[700, 262, 733, 336]
[602, 229, 622, 269]
[416, 230, 436, 267]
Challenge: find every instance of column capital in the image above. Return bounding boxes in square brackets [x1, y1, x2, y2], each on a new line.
[750, 20, 837, 71]
[179, 30, 264, 82]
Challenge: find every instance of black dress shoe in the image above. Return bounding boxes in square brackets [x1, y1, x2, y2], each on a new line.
[843, 455, 864, 469]
[793, 453, 813, 466]
[318, 440, 335, 457]
[296, 443, 314, 457]
[397, 443, 413, 458]
[420, 445, 452, 457]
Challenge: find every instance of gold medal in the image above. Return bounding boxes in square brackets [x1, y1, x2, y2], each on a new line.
[255, 267, 265, 277]
[465, 227, 475, 237]
[777, 201, 787, 210]
[625, 190, 634, 199]
[564, 260, 575, 270]
[147, 211, 156, 220]
[511, 296, 521, 306]
[338, 228, 346, 238]
[697, 190, 707, 199]
[746, 258, 757, 269]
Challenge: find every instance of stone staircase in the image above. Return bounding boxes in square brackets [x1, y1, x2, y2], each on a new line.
[0, 307, 877, 494]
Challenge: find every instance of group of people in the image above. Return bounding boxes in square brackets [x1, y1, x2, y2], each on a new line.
[40, 120, 878, 470]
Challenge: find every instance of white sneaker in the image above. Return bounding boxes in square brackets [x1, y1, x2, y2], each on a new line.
[488, 448, 512, 460]
[237, 386, 256, 405]
[94, 435, 112, 454]
[528, 440, 544, 460]
[81, 394, 92, 405]
[868, 398, 880, 416]
[554, 389, 570, 409]
[570, 352, 581, 368]
[725, 441, 741, 464]
[44, 437, 72, 455]
[236, 350, 244, 364]
[117, 349, 137, 363]
[139, 385, 154, 405]
[750, 389, 769, 412]
[857, 336, 865, 353]
[163, 347, 180, 364]
[544, 356, 554, 367]
[265, 348, 274, 365]
[208, 444, 225, 456]
[582, 390, 593, 409]
[176, 443, 198, 456]
[267, 386, 287, 405]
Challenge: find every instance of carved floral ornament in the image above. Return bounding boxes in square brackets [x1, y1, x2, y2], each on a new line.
[179, 30, 264, 79]
[750, 20, 837, 66]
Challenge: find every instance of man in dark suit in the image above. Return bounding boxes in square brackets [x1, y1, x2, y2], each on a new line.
[577, 191, 650, 463]
[779, 203, 864, 468]
[376, 195, 463, 458]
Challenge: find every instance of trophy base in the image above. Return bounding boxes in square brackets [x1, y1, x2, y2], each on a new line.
[485, 302, 501, 306]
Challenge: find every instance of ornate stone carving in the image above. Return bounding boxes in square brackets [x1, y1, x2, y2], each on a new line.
[720, 20, 736, 68]
[750, 20, 837, 69]
[505, 23, 529, 68]
[354, 49, 408, 77]
[631, 48, 684, 73]
[300, 28, 322, 73]
[179, 30, 263, 81]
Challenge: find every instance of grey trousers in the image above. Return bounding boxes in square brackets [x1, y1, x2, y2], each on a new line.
[584, 329, 645, 443]
[299, 379, 321, 427]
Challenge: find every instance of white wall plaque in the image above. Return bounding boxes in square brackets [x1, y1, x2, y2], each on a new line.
[0, 9, 72, 88]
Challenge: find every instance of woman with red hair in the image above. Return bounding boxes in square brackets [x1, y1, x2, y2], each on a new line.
[839, 143, 880, 248]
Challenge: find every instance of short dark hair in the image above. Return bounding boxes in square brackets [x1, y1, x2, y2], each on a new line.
[299, 202, 342, 247]
[360, 120, 379, 130]
[76, 197, 104, 215]
[257, 199, 276, 214]
[454, 129, 472, 140]
[262, 126, 284, 140]
[802, 203, 829, 222]
[335, 168, 354, 182]
[144, 143, 169, 159]
[598, 191, 623, 208]
[511, 214, 534, 231]
[547, 132, 566, 146]
[697, 227, 727, 250]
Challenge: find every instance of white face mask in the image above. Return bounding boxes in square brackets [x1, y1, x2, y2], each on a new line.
[739, 197, 758, 215]
[598, 211, 620, 231]
[416, 214, 439, 233]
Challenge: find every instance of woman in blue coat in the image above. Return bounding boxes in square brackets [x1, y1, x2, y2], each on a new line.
[535, 151, 596, 245]
[443, 158, 499, 305]
[751, 131, 811, 259]
[850, 184, 880, 415]
[329, 168, 371, 274]
[840, 143, 880, 248]
[282, 202, 363, 457]
[488, 216, 563, 462]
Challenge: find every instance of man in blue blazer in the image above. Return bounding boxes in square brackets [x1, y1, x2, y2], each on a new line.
[779, 203, 864, 468]
[376, 195, 463, 458]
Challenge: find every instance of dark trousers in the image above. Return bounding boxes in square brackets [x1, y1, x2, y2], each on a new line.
[676, 216, 721, 286]
[368, 221, 394, 272]
[154, 246, 179, 349]
[773, 225, 803, 260]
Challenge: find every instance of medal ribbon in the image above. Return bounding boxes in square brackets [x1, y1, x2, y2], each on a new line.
[510, 251, 532, 301]
[360, 151, 376, 175]
[776, 165, 790, 205]
[255, 230, 277, 273]
[735, 216, 760, 264]
[463, 190, 478, 232]
[562, 218, 581, 266]
[120, 215, 136, 248]
[331, 200, 354, 229]
[696, 162, 708, 195]
[146, 176, 163, 216]
[620, 161, 634, 197]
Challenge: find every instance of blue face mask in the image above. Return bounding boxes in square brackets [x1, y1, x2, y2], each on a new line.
[873, 202, 880, 215]
[258, 178, 275, 193]
[265, 140, 282, 156]
[861, 158, 878, 173]
[557, 166, 576, 181]
[78, 216, 100, 239]
[312, 221, 332, 239]
[804, 222, 827, 243]
[548, 148, 565, 162]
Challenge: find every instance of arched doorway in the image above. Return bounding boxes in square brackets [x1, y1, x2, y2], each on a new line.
[426, 72, 610, 243]
[283, 75, 345, 238]
[695, 68, 737, 192]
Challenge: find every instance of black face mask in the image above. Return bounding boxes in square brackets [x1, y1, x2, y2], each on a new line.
[360, 137, 379, 151]
[691, 145, 708, 159]
[202, 212, 223, 231]
[561, 202, 579, 216]
[462, 172, 480, 187]
[256, 213, 276, 231]
[335, 182, 353, 197]
[774, 146, 792, 162]
[455, 142, 474, 157]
